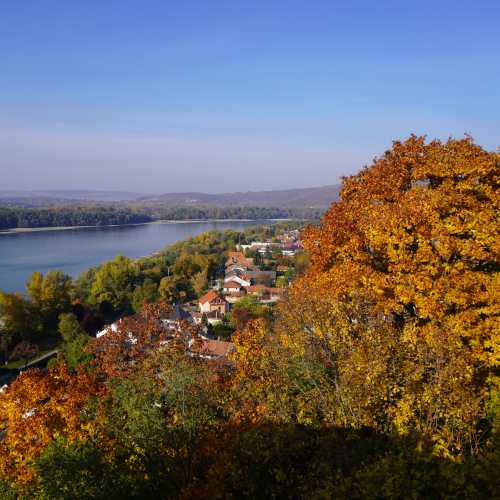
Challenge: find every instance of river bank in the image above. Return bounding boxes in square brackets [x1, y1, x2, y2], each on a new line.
[0, 218, 291, 236]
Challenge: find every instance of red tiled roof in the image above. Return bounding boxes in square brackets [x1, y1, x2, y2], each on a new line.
[192, 339, 235, 358]
[199, 290, 224, 304]
[226, 251, 254, 268]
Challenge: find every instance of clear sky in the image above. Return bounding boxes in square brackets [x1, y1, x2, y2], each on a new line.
[1, 0, 499, 193]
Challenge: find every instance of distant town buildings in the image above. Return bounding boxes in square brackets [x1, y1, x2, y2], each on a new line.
[95, 228, 303, 362]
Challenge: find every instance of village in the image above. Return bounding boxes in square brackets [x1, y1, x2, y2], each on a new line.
[96, 229, 304, 362]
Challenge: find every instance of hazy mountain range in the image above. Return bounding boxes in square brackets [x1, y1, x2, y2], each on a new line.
[0, 185, 340, 209]
[0, 190, 145, 204]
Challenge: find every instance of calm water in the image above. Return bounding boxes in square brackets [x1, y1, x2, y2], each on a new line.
[0, 220, 265, 293]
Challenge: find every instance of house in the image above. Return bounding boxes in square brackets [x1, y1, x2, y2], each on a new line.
[223, 280, 244, 294]
[277, 230, 301, 244]
[244, 285, 272, 297]
[244, 285, 284, 302]
[190, 339, 236, 360]
[205, 311, 226, 325]
[199, 290, 229, 315]
[96, 319, 138, 345]
[266, 287, 284, 301]
[190, 311, 203, 325]
[244, 269, 276, 285]
[192, 310, 226, 326]
[96, 321, 120, 338]
[223, 274, 252, 287]
[224, 291, 246, 304]
[161, 304, 191, 330]
[248, 242, 280, 255]
[239, 241, 279, 254]
[225, 263, 250, 274]
[225, 251, 255, 269]
[281, 241, 303, 256]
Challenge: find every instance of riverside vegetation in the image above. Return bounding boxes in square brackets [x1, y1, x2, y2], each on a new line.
[0, 205, 322, 231]
[0, 136, 498, 499]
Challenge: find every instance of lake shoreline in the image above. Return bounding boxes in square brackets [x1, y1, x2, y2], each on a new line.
[0, 218, 291, 235]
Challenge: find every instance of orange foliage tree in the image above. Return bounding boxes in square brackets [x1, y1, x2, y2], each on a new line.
[283, 135, 499, 455]
[0, 365, 104, 484]
[89, 301, 203, 379]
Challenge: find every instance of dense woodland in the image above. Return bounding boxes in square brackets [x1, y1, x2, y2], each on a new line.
[0, 137, 498, 499]
[0, 206, 152, 230]
[0, 205, 322, 230]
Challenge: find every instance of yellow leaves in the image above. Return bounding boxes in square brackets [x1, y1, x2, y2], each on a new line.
[283, 136, 500, 453]
[391, 398, 414, 435]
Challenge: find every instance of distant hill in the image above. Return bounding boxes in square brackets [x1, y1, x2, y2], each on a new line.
[0, 185, 340, 209]
[140, 185, 340, 208]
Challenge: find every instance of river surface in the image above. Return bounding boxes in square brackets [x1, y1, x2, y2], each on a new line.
[0, 220, 267, 293]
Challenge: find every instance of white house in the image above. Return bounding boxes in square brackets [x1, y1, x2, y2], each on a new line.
[96, 321, 119, 338]
[199, 290, 229, 315]
[223, 275, 251, 287]
[223, 280, 244, 293]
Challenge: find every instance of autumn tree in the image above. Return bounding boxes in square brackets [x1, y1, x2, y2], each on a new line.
[191, 268, 209, 298]
[230, 295, 270, 332]
[284, 135, 499, 455]
[0, 365, 103, 485]
[88, 301, 202, 379]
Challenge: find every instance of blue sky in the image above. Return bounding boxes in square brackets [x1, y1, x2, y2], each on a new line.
[1, 0, 499, 193]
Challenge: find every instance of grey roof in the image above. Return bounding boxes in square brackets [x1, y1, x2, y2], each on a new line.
[168, 304, 191, 322]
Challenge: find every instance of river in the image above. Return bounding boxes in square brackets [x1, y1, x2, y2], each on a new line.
[0, 220, 268, 293]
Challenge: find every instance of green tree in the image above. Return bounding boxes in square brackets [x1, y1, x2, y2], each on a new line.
[131, 279, 159, 312]
[34, 438, 116, 500]
[158, 276, 186, 303]
[58, 313, 92, 372]
[0, 291, 39, 342]
[73, 267, 97, 303]
[58, 313, 85, 343]
[89, 256, 139, 313]
[275, 275, 287, 288]
[26, 271, 73, 331]
[0, 329, 13, 364]
[230, 295, 269, 331]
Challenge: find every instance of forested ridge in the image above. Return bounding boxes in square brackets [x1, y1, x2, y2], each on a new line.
[0, 206, 152, 230]
[0, 205, 322, 230]
[0, 137, 498, 499]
